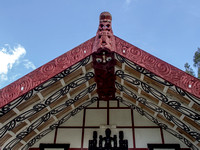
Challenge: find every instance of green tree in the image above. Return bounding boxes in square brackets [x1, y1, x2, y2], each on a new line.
[193, 48, 200, 79]
[184, 62, 195, 76]
[184, 48, 200, 79]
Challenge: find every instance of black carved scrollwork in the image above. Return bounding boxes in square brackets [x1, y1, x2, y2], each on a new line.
[0, 56, 91, 117]
[20, 97, 99, 150]
[4, 85, 97, 150]
[0, 90, 33, 117]
[115, 82, 200, 142]
[116, 96, 198, 150]
[115, 70, 200, 122]
[116, 54, 173, 86]
[175, 87, 200, 105]
[116, 54, 200, 106]
[34, 56, 90, 91]
[0, 72, 94, 139]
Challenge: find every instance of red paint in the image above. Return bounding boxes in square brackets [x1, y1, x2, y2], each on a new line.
[0, 37, 95, 108]
[115, 36, 200, 99]
[81, 109, 86, 149]
[92, 50, 116, 100]
[131, 109, 136, 148]
[160, 127, 165, 144]
[1, 12, 198, 108]
[92, 12, 116, 53]
[92, 12, 116, 101]
[54, 127, 58, 143]
[107, 100, 109, 125]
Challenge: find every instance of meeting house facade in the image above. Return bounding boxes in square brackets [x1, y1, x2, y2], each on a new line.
[0, 12, 199, 150]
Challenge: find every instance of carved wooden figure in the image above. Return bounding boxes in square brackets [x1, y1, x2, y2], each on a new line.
[88, 128, 128, 150]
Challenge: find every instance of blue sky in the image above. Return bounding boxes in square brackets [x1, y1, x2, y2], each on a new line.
[0, 0, 200, 89]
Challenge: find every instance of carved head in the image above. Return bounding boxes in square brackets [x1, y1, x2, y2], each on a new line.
[99, 12, 112, 32]
[93, 12, 115, 52]
[105, 128, 111, 137]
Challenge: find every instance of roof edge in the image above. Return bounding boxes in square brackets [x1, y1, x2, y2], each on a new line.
[114, 35, 200, 99]
[0, 37, 95, 108]
[1, 35, 199, 109]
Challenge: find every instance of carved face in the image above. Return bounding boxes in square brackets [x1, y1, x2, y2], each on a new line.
[96, 21, 113, 51]
[99, 22, 111, 32]
[92, 12, 115, 53]
[93, 50, 115, 70]
[92, 49, 116, 101]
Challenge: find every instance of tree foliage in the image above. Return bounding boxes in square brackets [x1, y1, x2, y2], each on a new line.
[193, 48, 200, 78]
[184, 48, 200, 79]
[184, 62, 195, 76]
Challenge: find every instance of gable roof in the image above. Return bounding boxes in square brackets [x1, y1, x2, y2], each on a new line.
[0, 12, 199, 150]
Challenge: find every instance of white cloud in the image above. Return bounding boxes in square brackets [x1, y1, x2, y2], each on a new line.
[0, 44, 36, 87]
[0, 45, 26, 75]
[23, 59, 36, 70]
[0, 74, 8, 81]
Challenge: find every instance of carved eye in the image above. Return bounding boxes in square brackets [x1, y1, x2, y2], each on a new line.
[106, 57, 112, 61]
[96, 58, 102, 63]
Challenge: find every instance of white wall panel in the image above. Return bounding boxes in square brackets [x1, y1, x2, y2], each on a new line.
[134, 111, 156, 126]
[32, 129, 55, 147]
[99, 101, 107, 107]
[109, 101, 118, 107]
[56, 129, 82, 148]
[87, 101, 97, 108]
[62, 110, 83, 126]
[119, 102, 127, 107]
[135, 128, 162, 148]
[110, 109, 131, 126]
[31, 106, 190, 149]
[85, 109, 107, 126]
[163, 130, 188, 148]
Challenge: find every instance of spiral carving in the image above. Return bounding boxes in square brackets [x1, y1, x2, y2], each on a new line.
[55, 53, 70, 69]
[115, 36, 200, 99]
[155, 61, 171, 77]
[0, 37, 94, 109]
[128, 46, 143, 61]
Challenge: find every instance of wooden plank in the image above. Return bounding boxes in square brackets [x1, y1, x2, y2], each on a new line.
[41, 81, 62, 98]
[11, 122, 27, 134]
[17, 94, 40, 111]
[0, 110, 17, 124]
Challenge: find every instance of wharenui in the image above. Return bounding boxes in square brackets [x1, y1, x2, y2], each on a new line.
[0, 12, 199, 150]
